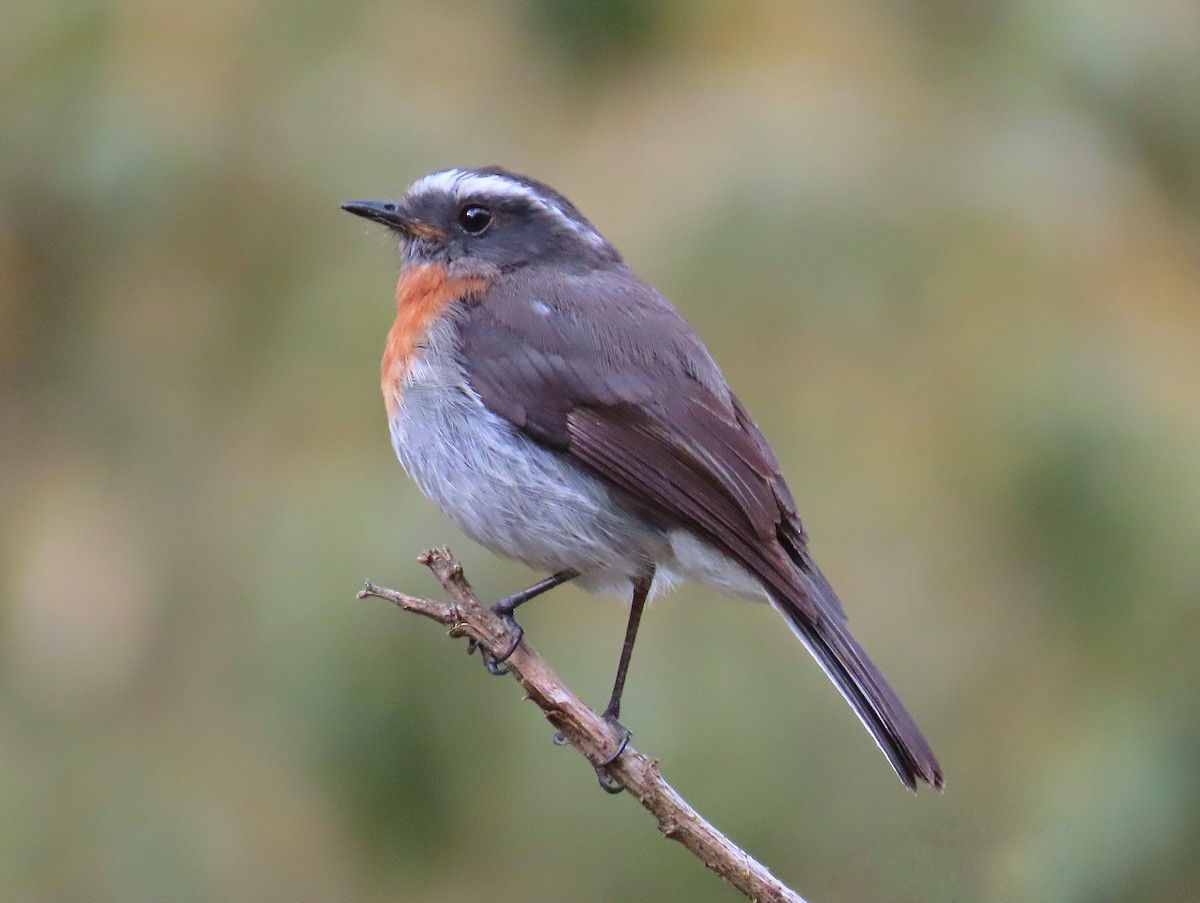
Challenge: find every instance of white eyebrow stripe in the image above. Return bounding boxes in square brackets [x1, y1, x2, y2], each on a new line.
[407, 169, 607, 248]
[408, 169, 469, 197]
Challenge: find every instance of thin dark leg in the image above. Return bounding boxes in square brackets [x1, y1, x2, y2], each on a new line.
[470, 568, 580, 675]
[593, 572, 653, 793]
[602, 572, 653, 723]
[492, 568, 580, 617]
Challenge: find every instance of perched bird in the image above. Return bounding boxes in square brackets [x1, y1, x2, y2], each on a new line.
[343, 167, 943, 791]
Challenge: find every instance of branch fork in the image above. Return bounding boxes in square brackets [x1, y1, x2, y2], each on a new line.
[358, 547, 808, 903]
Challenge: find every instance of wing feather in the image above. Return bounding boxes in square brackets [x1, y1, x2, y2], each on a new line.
[458, 265, 943, 790]
[461, 267, 823, 620]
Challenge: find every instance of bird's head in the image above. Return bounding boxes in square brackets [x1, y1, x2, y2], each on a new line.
[342, 167, 622, 278]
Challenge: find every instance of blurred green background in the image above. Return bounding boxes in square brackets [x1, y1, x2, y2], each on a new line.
[3, 1, 1199, 900]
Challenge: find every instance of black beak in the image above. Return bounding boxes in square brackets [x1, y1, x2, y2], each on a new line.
[340, 199, 417, 231]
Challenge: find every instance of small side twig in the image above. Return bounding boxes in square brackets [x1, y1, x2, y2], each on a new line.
[358, 547, 808, 903]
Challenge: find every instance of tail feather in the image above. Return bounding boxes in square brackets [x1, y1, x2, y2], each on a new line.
[772, 564, 944, 791]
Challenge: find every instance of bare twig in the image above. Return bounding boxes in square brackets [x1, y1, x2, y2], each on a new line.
[358, 547, 809, 903]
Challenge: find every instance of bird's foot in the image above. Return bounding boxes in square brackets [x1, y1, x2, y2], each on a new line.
[594, 713, 631, 794]
[550, 715, 630, 794]
[465, 610, 523, 676]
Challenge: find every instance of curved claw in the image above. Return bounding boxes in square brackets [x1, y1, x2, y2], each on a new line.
[480, 617, 523, 676]
[552, 720, 629, 794]
[594, 721, 630, 794]
[484, 655, 514, 677]
[596, 719, 631, 768]
[596, 770, 626, 794]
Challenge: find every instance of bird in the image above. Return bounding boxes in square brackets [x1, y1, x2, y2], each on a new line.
[342, 166, 943, 792]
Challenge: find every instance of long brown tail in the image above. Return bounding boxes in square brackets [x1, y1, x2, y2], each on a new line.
[771, 560, 944, 791]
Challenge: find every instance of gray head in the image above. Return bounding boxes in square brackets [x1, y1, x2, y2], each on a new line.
[342, 167, 623, 273]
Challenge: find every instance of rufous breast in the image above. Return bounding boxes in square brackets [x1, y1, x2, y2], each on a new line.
[381, 263, 489, 416]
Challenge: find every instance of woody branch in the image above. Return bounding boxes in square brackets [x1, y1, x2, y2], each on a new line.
[358, 547, 809, 903]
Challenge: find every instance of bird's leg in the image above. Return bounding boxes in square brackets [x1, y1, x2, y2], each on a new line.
[468, 568, 580, 675]
[594, 571, 653, 792]
[601, 572, 653, 726]
[491, 568, 581, 618]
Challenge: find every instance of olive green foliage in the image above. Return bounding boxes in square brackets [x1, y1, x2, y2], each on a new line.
[2, 1, 1199, 901]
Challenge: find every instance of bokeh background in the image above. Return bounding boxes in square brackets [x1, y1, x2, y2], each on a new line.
[3, 1, 1199, 900]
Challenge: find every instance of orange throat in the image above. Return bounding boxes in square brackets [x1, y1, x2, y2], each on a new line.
[381, 264, 488, 416]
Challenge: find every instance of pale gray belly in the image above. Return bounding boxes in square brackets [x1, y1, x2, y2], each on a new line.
[389, 357, 672, 595]
[387, 319, 768, 603]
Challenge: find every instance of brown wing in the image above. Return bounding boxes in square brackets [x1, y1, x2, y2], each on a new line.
[460, 265, 944, 791]
[460, 266, 829, 620]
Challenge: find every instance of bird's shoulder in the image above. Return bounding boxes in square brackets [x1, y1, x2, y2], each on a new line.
[460, 264, 730, 440]
[459, 262, 828, 614]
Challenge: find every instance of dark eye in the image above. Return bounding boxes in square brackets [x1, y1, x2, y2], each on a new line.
[457, 204, 492, 234]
